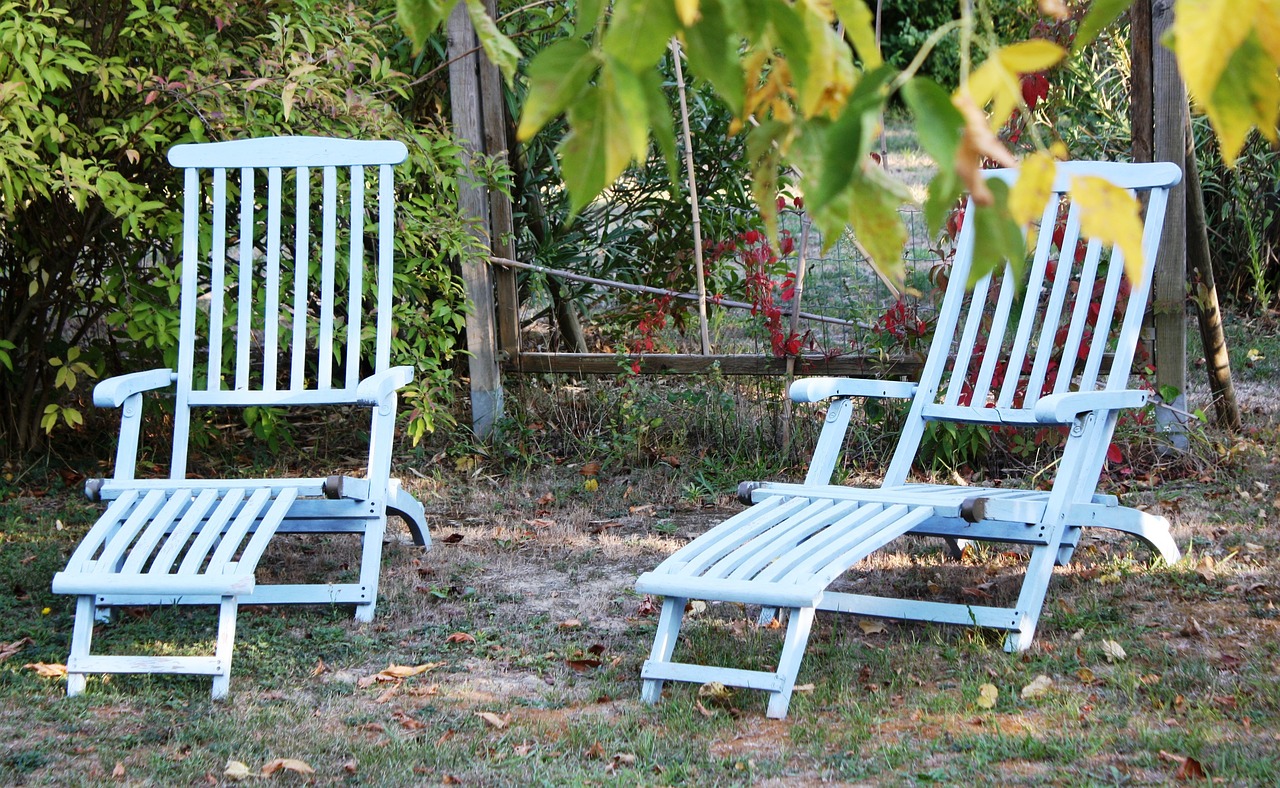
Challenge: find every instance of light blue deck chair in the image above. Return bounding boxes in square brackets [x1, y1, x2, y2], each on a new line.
[52, 137, 430, 698]
[637, 161, 1183, 718]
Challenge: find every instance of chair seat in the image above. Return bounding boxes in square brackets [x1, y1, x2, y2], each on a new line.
[55, 485, 299, 603]
[638, 495, 939, 607]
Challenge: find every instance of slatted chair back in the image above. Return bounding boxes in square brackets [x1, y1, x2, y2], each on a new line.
[884, 161, 1179, 487]
[166, 137, 408, 478]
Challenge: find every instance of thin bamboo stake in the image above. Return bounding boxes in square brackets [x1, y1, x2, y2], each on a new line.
[670, 39, 712, 355]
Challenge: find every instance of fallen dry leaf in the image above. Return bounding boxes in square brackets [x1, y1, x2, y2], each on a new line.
[1179, 617, 1206, 638]
[585, 741, 606, 759]
[375, 686, 399, 703]
[445, 632, 477, 645]
[112, 761, 125, 779]
[1021, 674, 1053, 699]
[475, 711, 508, 730]
[310, 658, 328, 677]
[261, 758, 315, 777]
[441, 533, 464, 544]
[694, 700, 716, 718]
[566, 658, 603, 672]
[858, 619, 888, 635]
[343, 759, 358, 775]
[223, 760, 253, 781]
[579, 461, 602, 477]
[0, 637, 33, 661]
[1100, 639, 1127, 663]
[559, 618, 582, 629]
[24, 662, 67, 679]
[1195, 555, 1216, 582]
[636, 596, 658, 616]
[976, 683, 998, 709]
[393, 712, 426, 731]
[792, 683, 815, 693]
[442, 774, 462, 785]
[1159, 750, 1208, 780]
[1076, 667, 1097, 684]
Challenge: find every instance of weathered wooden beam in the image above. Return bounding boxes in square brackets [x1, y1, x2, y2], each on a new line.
[447, 4, 503, 438]
[508, 352, 923, 379]
[480, 0, 520, 363]
[1150, 0, 1188, 446]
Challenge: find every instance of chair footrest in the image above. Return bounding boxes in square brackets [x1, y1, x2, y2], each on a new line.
[53, 573, 254, 597]
[68, 654, 227, 676]
[641, 660, 785, 692]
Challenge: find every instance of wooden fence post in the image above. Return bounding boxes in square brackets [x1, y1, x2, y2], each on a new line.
[447, 4, 504, 438]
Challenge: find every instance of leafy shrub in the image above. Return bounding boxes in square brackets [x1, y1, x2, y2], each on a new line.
[0, 0, 488, 455]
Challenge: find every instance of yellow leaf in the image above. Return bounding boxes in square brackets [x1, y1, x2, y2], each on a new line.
[281, 82, 297, 121]
[1205, 32, 1280, 163]
[976, 683, 998, 709]
[968, 41, 1066, 130]
[998, 39, 1068, 74]
[675, 0, 700, 26]
[1255, 0, 1280, 64]
[261, 758, 315, 777]
[832, 0, 883, 68]
[223, 760, 253, 781]
[1020, 674, 1054, 699]
[1171, 0, 1257, 111]
[1070, 175, 1147, 286]
[1009, 152, 1056, 226]
[698, 681, 733, 702]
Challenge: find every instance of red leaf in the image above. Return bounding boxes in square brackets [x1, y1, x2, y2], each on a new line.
[1106, 443, 1123, 464]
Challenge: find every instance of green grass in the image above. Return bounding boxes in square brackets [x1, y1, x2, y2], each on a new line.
[5, 350, 1280, 785]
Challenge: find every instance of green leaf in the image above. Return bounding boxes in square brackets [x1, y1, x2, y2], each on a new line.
[901, 76, 964, 173]
[575, 0, 606, 38]
[830, 0, 882, 67]
[465, 0, 521, 83]
[1207, 31, 1280, 163]
[559, 61, 648, 215]
[924, 168, 962, 239]
[640, 67, 679, 184]
[682, 0, 745, 114]
[397, 0, 458, 53]
[745, 120, 788, 239]
[809, 65, 893, 209]
[1073, 0, 1133, 54]
[968, 179, 1026, 287]
[602, 0, 679, 72]
[849, 169, 910, 286]
[518, 39, 598, 140]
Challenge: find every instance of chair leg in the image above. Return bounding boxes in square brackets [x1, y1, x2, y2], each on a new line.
[1055, 526, 1082, 566]
[354, 516, 387, 623]
[66, 595, 96, 697]
[641, 596, 687, 704]
[388, 479, 430, 548]
[211, 596, 239, 700]
[766, 606, 816, 719]
[1004, 543, 1059, 652]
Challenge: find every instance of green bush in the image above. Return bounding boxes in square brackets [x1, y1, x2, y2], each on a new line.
[0, 0, 490, 455]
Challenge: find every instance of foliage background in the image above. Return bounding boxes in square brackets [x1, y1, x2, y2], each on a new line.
[0, 0, 489, 455]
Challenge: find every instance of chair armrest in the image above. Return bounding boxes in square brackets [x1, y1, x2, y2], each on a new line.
[1034, 389, 1150, 424]
[93, 369, 175, 408]
[789, 377, 918, 403]
[356, 366, 414, 405]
